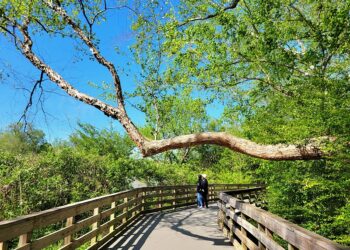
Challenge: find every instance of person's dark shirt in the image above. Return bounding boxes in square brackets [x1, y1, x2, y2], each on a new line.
[201, 178, 208, 194]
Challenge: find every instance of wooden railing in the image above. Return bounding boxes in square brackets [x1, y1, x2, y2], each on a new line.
[218, 189, 348, 250]
[0, 183, 258, 250]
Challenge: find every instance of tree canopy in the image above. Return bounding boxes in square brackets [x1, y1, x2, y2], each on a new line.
[1, 0, 349, 160]
[1, 1, 349, 245]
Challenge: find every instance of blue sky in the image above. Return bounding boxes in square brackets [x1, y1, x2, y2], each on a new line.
[0, 5, 224, 142]
[0, 7, 147, 141]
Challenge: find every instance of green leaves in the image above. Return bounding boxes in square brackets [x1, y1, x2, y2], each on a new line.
[69, 122, 133, 160]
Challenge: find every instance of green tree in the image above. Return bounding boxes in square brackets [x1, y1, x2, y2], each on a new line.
[0, 123, 49, 153]
[69, 122, 133, 160]
[0, 0, 342, 159]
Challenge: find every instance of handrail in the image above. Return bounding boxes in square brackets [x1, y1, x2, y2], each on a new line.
[218, 190, 348, 250]
[0, 183, 258, 250]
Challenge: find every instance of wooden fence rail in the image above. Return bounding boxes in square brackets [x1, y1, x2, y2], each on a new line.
[0, 183, 257, 250]
[217, 189, 348, 250]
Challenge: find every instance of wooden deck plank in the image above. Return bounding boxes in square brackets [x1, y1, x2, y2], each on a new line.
[106, 204, 232, 250]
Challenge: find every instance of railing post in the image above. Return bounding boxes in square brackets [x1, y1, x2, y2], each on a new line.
[265, 226, 273, 248]
[142, 190, 146, 212]
[187, 188, 193, 205]
[91, 207, 100, 245]
[0, 242, 8, 250]
[228, 205, 235, 243]
[132, 192, 137, 217]
[241, 213, 248, 250]
[123, 197, 128, 224]
[136, 189, 141, 214]
[158, 189, 162, 209]
[109, 202, 116, 233]
[212, 185, 215, 201]
[18, 233, 31, 249]
[173, 188, 176, 208]
[64, 216, 75, 246]
[288, 243, 297, 250]
[258, 223, 266, 250]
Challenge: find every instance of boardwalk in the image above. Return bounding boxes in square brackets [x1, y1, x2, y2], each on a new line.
[1, 185, 345, 250]
[106, 204, 232, 250]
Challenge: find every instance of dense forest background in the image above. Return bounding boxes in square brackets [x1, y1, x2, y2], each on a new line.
[0, 121, 349, 245]
[1, 0, 350, 247]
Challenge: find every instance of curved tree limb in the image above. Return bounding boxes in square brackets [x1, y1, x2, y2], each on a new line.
[44, 0, 125, 110]
[15, 19, 145, 150]
[143, 132, 324, 160]
[8, 6, 328, 161]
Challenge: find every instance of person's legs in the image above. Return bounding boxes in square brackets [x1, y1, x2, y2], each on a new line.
[203, 192, 208, 208]
[201, 193, 204, 208]
[197, 192, 203, 208]
[197, 192, 201, 207]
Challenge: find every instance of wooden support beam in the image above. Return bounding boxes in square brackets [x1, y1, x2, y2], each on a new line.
[258, 223, 266, 250]
[63, 216, 74, 246]
[109, 202, 116, 233]
[158, 190, 162, 209]
[90, 207, 100, 245]
[173, 189, 176, 208]
[241, 213, 248, 250]
[123, 197, 128, 224]
[18, 233, 31, 248]
[142, 191, 146, 212]
[0, 242, 8, 250]
[288, 243, 298, 250]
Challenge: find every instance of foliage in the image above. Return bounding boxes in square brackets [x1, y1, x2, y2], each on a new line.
[130, 1, 350, 244]
[254, 160, 350, 244]
[0, 123, 49, 154]
[0, 0, 349, 246]
[69, 122, 134, 160]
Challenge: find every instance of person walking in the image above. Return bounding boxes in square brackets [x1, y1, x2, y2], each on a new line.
[196, 175, 204, 208]
[201, 174, 209, 208]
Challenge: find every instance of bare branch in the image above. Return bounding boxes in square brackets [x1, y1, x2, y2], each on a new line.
[91, 4, 142, 27]
[18, 71, 44, 128]
[78, 0, 93, 36]
[178, 0, 240, 27]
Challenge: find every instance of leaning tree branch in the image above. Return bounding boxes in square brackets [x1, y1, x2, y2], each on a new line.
[143, 132, 324, 160]
[10, 9, 329, 161]
[44, 0, 125, 110]
[16, 19, 146, 150]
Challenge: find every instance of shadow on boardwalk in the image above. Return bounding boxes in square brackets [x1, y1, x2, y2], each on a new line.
[167, 206, 231, 246]
[107, 213, 165, 249]
[107, 205, 231, 250]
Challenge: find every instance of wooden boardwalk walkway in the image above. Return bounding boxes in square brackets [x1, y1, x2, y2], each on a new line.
[106, 204, 232, 250]
[1, 185, 346, 250]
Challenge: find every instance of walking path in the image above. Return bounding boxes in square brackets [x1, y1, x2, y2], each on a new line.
[106, 204, 232, 250]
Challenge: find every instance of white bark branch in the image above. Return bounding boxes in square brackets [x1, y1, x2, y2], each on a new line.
[143, 132, 323, 160]
[44, 0, 125, 110]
